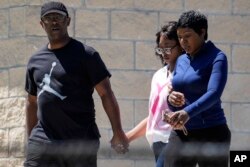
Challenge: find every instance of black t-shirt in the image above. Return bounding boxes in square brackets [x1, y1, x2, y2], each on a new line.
[25, 38, 111, 141]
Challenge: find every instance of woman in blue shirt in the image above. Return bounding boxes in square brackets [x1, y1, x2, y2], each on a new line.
[163, 10, 231, 167]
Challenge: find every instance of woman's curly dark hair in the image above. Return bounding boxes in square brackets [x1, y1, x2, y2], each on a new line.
[177, 10, 208, 40]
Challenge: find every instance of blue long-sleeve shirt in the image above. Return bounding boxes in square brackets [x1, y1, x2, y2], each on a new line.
[171, 41, 228, 130]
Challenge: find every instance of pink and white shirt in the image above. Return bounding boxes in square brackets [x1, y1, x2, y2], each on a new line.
[146, 65, 172, 146]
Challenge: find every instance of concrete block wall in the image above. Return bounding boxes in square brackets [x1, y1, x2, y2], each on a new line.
[0, 0, 249, 166]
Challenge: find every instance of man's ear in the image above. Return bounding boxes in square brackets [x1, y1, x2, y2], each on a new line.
[66, 17, 71, 26]
[40, 20, 45, 29]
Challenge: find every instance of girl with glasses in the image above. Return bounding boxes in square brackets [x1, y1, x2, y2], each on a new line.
[126, 21, 183, 167]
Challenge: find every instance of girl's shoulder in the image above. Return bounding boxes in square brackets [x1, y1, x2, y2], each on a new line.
[153, 66, 168, 79]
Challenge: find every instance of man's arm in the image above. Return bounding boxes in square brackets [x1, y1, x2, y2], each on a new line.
[95, 77, 129, 153]
[25, 94, 38, 137]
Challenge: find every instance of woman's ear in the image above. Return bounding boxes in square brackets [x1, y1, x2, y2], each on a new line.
[201, 28, 206, 38]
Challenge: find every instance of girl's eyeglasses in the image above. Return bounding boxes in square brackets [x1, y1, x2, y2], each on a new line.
[155, 45, 177, 55]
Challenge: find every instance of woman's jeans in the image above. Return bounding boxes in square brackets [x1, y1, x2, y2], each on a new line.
[164, 124, 231, 167]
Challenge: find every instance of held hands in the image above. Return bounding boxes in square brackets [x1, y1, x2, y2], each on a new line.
[110, 130, 129, 154]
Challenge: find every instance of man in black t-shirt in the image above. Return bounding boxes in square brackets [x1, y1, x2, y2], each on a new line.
[24, 1, 129, 167]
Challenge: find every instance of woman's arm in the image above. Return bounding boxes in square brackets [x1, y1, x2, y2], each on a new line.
[184, 54, 228, 118]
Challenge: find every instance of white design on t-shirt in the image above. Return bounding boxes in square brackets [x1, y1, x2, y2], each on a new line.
[38, 62, 67, 100]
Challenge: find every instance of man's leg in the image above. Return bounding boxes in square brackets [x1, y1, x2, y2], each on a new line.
[24, 140, 47, 167]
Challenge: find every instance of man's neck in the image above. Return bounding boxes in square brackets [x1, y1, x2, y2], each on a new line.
[48, 36, 71, 50]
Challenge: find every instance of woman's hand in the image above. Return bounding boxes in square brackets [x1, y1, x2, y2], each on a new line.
[163, 110, 189, 127]
[169, 110, 189, 129]
[168, 91, 185, 107]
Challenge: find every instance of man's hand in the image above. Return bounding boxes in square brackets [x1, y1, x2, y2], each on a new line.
[110, 130, 129, 154]
[95, 78, 129, 154]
